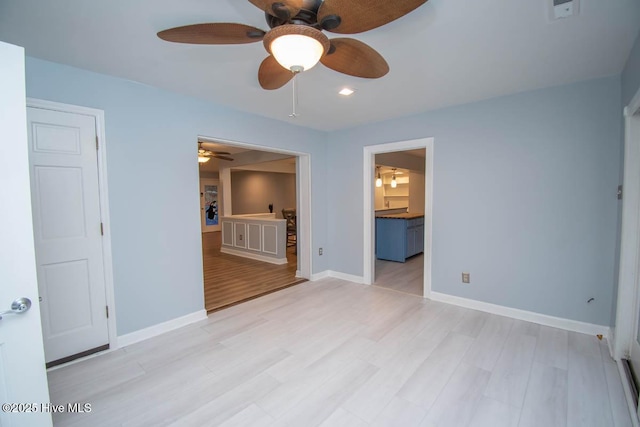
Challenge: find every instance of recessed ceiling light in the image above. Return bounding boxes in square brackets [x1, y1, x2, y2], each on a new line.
[339, 88, 355, 96]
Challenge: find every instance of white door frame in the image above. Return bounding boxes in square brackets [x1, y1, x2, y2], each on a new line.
[613, 87, 640, 360]
[199, 136, 312, 280]
[363, 138, 434, 297]
[26, 98, 118, 352]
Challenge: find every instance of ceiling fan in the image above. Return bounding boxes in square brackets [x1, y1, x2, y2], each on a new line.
[157, 0, 428, 90]
[198, 142, 234, 163]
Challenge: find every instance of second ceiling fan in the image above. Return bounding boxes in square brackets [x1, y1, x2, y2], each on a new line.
[198, 142, 234, 162]
[158, 0, 427, 90]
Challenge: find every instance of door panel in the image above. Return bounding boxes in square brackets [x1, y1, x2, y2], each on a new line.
[0, 40, 52, 427]
[42, 260, 93, 336]
[34, 166, 86, 239]
[623, 105, 640, 416]
[27, 106, 109, 363]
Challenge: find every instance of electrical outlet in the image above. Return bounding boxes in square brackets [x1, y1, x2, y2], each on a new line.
[319, 248, 323, 256]
[462, 272, 470, 284]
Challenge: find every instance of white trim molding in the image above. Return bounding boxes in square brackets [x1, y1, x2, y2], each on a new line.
[26, 98, 119, 351]
[363, 138, 434, 298]
[309, 270, 365, 283]
[117, 310, 207, 348]
[220, 247, 288, 265]
[431, 292, 609, 337]
[327, 271, 365, 284]
[613, 91, 640, 361]
[310, 270, 330, 281]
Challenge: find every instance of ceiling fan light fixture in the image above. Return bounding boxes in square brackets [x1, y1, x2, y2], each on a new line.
[198, 155, 210, 163]
[339, 87, 355, 96]
[264, 25, 330, 72]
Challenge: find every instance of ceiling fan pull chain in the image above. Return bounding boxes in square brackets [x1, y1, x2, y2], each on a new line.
[289, 70, 301, 118]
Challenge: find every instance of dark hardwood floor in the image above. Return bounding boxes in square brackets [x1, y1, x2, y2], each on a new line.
[202, 231, 305, 312]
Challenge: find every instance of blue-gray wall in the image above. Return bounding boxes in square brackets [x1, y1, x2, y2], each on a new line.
[25, 57, 329, 335]
[327, 77, 622, 326]
[24, 56, 627, 333]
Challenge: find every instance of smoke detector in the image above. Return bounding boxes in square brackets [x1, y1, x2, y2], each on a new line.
[549, 0, 580, 21]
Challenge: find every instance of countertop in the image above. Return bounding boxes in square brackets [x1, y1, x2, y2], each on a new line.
[375, 213, 424, 219]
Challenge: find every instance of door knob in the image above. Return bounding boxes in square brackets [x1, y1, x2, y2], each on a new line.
[0, 297, 32, 320]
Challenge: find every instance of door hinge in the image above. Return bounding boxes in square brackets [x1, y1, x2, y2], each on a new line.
[96, 136, 99, 150]
[618, 185, 623, 200]
[100, 223, 104, 236]
[106, 305, 109, 318]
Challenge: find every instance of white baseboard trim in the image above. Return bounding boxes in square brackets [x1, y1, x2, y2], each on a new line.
[327, 271, 365, 284]
[220, 247, 287, 265]
[117, 309, 208, 348]
[309, 270, 366, 284]
[430, 292, 609, 337]
[310, 270, 330, 281]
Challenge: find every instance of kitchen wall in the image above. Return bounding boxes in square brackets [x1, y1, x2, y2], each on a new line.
[375, 151, 426, 211]
[231, 170, 296, 218]
[409, 171, 426, 214]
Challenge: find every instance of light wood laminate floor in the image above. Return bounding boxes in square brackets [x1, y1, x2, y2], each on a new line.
[48, 279, 632, 427]
[202, 231, 303, 312]
[375, 254, 424, 297]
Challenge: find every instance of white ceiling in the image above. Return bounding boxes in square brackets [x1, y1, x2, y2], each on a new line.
[1, 0, 638, 131]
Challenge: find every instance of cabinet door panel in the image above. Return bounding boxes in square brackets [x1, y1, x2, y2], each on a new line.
[406, 226, 416, 257]
[376, 218, 407, 262]
[415, 225, 424, 254]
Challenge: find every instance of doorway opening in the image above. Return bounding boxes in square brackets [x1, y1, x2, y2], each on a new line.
[363, 138, 434, 298]
[197, 137, 311, 312]
[373, 154, 426, 296]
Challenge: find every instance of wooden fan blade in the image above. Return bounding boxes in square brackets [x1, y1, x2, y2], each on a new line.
[321, 38, 389, 78]
[318, 0, 427, 34]
[198, 142, 231, 155]
[213, 155, 234, 161]
[157, 23, 266, 45]
[200, 151, 232, 156]
[258, 55, 294, 90]
[248, 0, 303, 20]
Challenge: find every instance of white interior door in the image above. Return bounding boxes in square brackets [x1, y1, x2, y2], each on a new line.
[0, 41, 52, 427]
[27, 105, 110, 364]
[201, 178, 221, 232]
[623, 103, 640, 416]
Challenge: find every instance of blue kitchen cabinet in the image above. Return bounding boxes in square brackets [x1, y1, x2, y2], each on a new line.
[376, 215, 424, 262]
